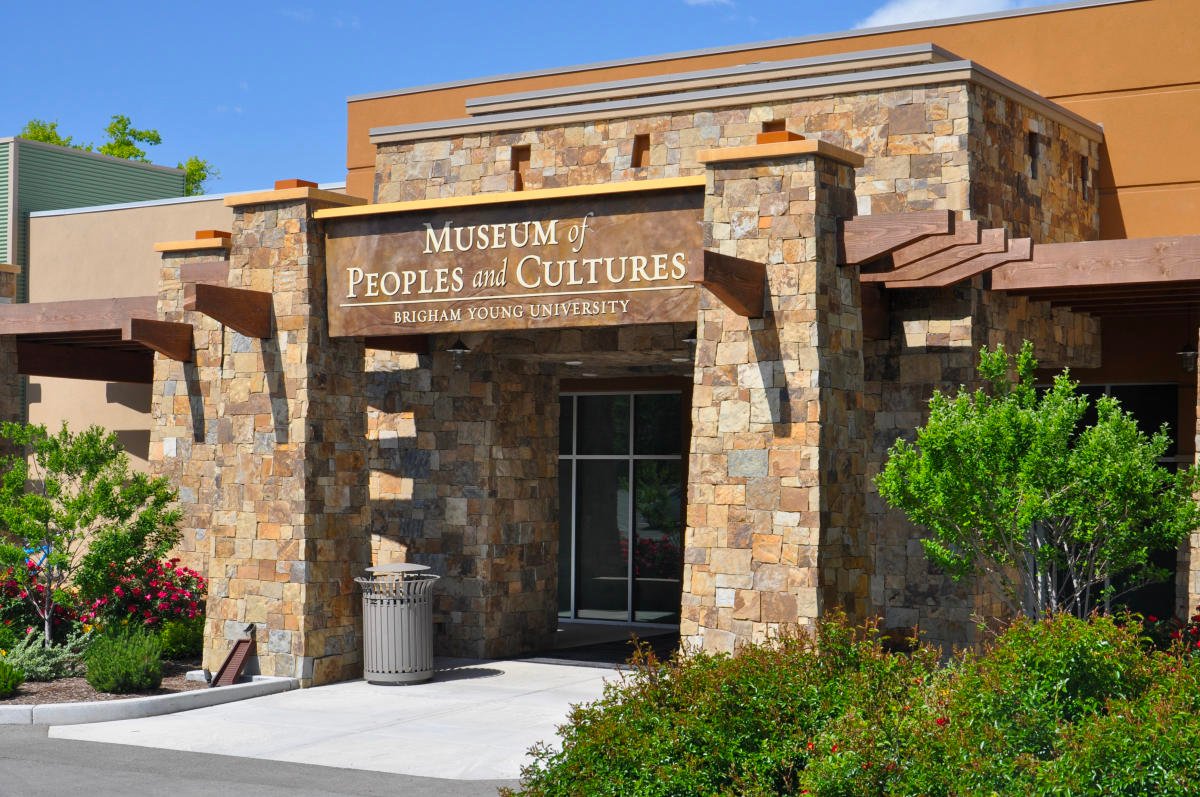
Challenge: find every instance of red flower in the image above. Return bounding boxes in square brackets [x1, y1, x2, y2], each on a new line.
[1147, 615, 1159, 623]
[936, 717, 949, 727]
[1172, 630, 1183, 640]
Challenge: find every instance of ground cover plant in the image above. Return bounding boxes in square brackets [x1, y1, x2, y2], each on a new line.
[0, 629, 88, 681]
[507, 614, 1200, 796]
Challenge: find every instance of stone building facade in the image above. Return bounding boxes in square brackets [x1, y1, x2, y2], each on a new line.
[7, 28, 1195, 688]
[153, 50, 1112, 677]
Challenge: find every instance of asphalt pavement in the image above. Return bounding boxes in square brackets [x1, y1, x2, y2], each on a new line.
[0, 724, 514, 797]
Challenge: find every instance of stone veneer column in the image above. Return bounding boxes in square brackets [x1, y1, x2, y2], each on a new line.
[683, 140, 865, 652]
[148, 237, 230, 577]
[206, 185, 369, 686]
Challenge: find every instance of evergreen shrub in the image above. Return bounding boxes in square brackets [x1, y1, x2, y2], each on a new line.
[85, 630, 162, 693]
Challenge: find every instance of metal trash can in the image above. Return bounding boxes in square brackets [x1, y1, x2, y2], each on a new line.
[355, 563, 440, 684]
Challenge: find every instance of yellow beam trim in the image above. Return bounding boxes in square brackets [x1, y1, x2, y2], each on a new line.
[0, 264, 20, 274]
[225, 187, 368, 209]
[313, 176, 707, 220]
[698, 139, 865, 168]
[153, 238, 232, 254]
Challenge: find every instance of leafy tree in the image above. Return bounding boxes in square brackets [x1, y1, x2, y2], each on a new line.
[177, 155, 217, 197]
[876, 341, 1200, 620]
[95, 114, 161, 161]
[19, 119, 76, 149]
[19, 115, 217, 196]
[0, 423, 181, 646]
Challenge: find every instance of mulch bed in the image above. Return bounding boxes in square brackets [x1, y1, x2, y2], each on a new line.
[0, 659, 207, 705]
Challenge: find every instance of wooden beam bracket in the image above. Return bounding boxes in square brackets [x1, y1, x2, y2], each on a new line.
[693, 252, 765, 317]
[123, 318, 193, 362]
[184, 283, 272, 338]
[839, 210, 953, 265]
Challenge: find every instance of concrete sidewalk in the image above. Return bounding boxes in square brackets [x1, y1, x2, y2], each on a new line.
[49, 658, 615, 782]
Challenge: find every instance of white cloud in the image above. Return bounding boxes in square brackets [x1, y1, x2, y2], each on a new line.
[683, 0, 734, 7]
[856, 0, 1042, 29]
[278, 6, 315, 23]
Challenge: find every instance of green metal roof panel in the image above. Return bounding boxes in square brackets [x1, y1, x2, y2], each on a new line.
[0, 141, 10, 266]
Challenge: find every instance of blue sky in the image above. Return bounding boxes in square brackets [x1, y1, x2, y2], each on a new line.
[1, 0, 1044, 193]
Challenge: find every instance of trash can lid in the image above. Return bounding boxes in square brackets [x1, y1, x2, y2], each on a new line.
[366, 563, 431, 575]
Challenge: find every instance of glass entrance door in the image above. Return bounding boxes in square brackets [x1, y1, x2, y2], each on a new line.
[558, 392, 685, 624]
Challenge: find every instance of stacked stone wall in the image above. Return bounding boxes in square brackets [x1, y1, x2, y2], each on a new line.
[362, 339, 559, 658]
[375, 83, 1096, 245]
[149, 250, 225, 577]
[683, 149, 865, 652]
[968, 84, 1101, 243]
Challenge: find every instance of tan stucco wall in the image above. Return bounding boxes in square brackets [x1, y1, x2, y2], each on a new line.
[27, 197, 233, 470]
[346, 0, 1194, 240]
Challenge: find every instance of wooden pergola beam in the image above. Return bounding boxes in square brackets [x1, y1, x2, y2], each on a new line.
[693, 252, 765, 317]
[992, 235, 1200, 291]
[839, 210, 953, 265]
[122, 318, 193, 362]
[0, 296, 156, 336]
[184, 283, 272, 338]
[16, 342, 152, 384]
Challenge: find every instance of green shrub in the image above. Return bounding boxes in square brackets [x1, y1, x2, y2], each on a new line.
[508, 613, 1196, 797]
[0, 658, 24, 698]
[510, 613, 921, 797]
[159, 616, 204, 660]
[85, 630, 162, 693]
[1033, 658, 1200, 796]
[0, 624, 16, 652]
[2, 630, 89, 681]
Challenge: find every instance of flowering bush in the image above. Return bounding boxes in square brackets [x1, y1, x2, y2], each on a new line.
[1142, 606, 1200, 656]
[0, 564, 79, 641]
[81, 558, 205, 628]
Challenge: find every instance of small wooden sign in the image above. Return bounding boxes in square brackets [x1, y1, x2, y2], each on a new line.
[325, 189, 703, 337]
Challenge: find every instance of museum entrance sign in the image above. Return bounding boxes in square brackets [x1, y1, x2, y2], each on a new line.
[324, 182, 703, 337]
